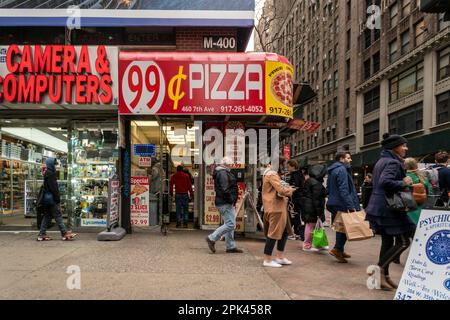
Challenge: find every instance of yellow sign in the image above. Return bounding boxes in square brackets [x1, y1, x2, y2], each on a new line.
[265, 61, 294, 119]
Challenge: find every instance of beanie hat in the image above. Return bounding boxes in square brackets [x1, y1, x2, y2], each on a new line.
[381, 133, 408, 150]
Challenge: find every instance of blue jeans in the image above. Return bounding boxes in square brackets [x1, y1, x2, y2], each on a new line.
[208, 204, 237, 250]
[176, 194, 189, 225]
[39, 204, 67, 236]
[327, 205, 347, 252]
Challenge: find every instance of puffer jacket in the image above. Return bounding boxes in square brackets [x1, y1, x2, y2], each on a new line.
[300, 165, 327, 223]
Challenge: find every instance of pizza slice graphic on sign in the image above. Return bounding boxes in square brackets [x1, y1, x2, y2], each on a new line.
[270, 71, 293, 107]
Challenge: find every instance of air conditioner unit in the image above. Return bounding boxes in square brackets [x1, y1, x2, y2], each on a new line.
[327, 127, 331, 132]
[332, 124, 336, 129]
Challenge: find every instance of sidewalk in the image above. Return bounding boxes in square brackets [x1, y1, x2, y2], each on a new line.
[0, 228, 402, 300]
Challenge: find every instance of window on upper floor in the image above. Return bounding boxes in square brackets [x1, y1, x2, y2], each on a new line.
[364, 86, 380, 114]
[389, 40, 398, 63]
[364, 120, 380, 145]
[439, 13, 450, 31]
[401, 30, 410, 55]
[437, 91, 450, 125]
[390, 3, 399, 29]
[334, 71, 339, 89]
[346, 59, 351, 80]
[373, 52, 380, 73]
[438, 46, 450, 81]
[346, 88, 351, 109]
[415, 19, 426, 46]
[389, 62, 424, 102]
[401, 0, 411, 18]
[364, 59, 371, 80]
[389, 103, 423, 135]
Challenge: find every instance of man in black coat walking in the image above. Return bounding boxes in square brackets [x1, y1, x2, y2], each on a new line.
[287, 160, 305, 240]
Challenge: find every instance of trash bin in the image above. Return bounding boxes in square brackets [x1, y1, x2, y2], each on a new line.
[149, 193, 159, 226]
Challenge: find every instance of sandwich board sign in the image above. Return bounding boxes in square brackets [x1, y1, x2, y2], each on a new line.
[395, 209, 450, 300]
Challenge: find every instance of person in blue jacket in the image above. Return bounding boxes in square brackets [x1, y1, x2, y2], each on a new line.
[326, 152, 361, 263]
[366, 133, 415, 290]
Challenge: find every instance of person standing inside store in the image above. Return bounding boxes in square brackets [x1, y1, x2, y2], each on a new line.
[169, 165, 193, 228]
[261, 159, 296, 268]
[326, 152, 360, 263]
[287, 160, 305, 240]
[365, 133, 416, 290]
[37, 157, 76, 241]
[205, 157, 243, 254]
[435, 151, 450, 207]
[361, 173, 374, 210]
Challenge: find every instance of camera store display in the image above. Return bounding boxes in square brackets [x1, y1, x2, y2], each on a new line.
[70, 123, 118, 227]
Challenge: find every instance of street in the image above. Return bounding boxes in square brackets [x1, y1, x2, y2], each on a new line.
[0, 228, 402, 300]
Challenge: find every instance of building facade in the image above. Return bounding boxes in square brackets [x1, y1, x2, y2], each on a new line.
[257, 0, 361, 165]
[354, 0, 450, 176]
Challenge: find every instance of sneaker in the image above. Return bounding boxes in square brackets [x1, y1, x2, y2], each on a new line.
[205, 237, 216, 253]
[61, 231, 77, 241]
[274, 258, 292, 265]
[37, 234, 52, 241]
[303, 247, 320, 252]
[226, 248, 244, 253]
[316, 246, 330, 251]
[263, 260, 282, 268]
[287, 235, 297, 241]
[329, 248, 348, 263]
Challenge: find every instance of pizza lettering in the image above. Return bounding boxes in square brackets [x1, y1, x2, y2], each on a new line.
[270, 71, 293, 107]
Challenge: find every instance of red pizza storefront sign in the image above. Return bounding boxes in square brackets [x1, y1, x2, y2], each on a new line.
[119, 52, 293, 119]
[0, 45, 117, 105]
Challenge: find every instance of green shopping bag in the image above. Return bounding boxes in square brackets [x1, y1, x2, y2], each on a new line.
[312, 218, 329, 248]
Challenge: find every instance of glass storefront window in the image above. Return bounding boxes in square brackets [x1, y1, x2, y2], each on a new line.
[69, 122, 118, 228]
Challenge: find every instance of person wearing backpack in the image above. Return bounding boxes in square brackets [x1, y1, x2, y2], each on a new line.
[404, 158, 430, 225]
[435, 151, 450, 207]
[36, 157, 76, 241]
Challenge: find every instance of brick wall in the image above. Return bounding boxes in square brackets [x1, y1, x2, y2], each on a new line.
[176, 27, 238, 52]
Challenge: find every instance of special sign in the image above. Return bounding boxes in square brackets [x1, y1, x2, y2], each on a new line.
[119, 52, 293, 118]
[0, 45, 116, 105]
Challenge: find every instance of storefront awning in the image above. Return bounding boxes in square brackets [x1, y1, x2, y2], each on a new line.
[119, 52, 295, 120]
[0, 0, 254, 28]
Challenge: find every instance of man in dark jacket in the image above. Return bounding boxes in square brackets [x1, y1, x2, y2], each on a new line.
[206, 157, 243, 254]
[326, 152, 360, 263]
[435, 151, 450, 206]
[37, 157, 75, 241]
[361, 173, 373, 209]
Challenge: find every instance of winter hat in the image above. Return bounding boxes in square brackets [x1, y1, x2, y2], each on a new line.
[381, 133, 407, 150]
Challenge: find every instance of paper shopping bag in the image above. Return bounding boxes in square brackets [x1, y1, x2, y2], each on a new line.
[340, 210, 373, 241]
[332, 212, 346, 233]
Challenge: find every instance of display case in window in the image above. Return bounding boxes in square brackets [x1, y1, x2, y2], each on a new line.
[70, 123, 118, 227]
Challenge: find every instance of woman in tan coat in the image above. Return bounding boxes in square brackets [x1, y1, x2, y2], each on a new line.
[262, 162, 296, 268]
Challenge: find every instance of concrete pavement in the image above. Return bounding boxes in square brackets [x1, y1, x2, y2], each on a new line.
[0, 227, 402, 300]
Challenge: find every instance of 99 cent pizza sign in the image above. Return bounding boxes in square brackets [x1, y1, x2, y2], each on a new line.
[119, 52, 293, 118]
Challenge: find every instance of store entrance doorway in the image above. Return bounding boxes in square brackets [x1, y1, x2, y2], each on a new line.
[130, 119, 199, 230]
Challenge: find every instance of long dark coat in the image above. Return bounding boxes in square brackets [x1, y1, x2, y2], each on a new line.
[365, 150, 416, 236]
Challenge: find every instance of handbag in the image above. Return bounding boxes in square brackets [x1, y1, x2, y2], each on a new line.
[312, 218, 329, 248]
[412, 183, 426, 205]
[340, 210, 374, 241]
[43, 191, 55, 206]
[385, 188, 418, 212]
